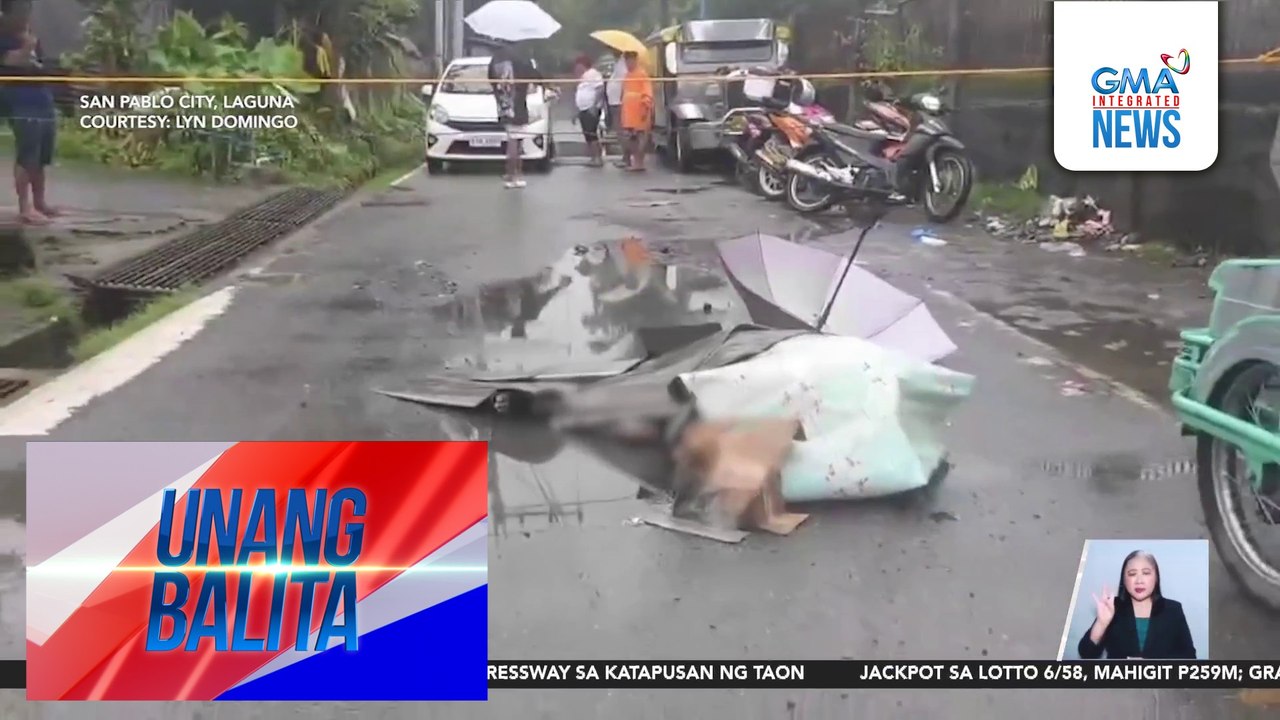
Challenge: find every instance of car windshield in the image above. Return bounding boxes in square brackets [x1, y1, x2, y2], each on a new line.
[439, 64, 492, 94]
[679, 41, 774, 65]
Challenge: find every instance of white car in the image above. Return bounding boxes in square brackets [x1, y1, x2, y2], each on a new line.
[422, 56, 557, 173]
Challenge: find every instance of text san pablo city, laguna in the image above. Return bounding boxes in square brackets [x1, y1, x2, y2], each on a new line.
[77, 92, 299, 130]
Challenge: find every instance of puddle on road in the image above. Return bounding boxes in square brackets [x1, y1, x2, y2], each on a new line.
[425, 239, 748, 377]
[443, 414, 665, 538]
[973, 299, 1179, 401]
[400, 238, 755, 532]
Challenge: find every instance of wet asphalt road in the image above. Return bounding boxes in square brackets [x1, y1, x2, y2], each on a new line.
[1, 160, 1277, 718]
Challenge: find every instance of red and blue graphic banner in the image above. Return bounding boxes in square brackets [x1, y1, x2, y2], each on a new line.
[26, 441, 488, 701]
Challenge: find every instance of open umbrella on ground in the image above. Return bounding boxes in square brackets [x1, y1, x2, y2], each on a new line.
[715, 232, 957, 363]
[465, 0, 561, 42]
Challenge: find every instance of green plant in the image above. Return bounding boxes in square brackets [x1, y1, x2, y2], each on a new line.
[64, 0, 144, 72]
[145, 12, 319, 94]
[0, 276, 77, 327]
[60, 3, 422, 187]
[973, 182, 1044, 221]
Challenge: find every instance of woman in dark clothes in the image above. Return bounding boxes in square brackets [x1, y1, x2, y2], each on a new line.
[1077, 550, 1198, 659]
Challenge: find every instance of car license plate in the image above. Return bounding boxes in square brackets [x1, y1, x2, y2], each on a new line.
[470, 136, 504, 148]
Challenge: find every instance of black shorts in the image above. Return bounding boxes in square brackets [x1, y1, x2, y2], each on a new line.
[11, 117, 54, 170]
[578, 109, 600, 142]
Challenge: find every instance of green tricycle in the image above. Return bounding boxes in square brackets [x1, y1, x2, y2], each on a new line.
[1170, 259, 1280, 612]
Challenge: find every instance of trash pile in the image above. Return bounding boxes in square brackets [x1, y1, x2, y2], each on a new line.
[979, 194, 1135, 258]
[974, 167, 1145, 257]
[378, 226, 974, 543]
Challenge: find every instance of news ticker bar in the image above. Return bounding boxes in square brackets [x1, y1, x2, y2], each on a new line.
[487, 661, 1277, 689]
[3, 660, 1278, 692]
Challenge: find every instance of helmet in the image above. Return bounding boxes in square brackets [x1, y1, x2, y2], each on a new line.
[792, 78, 816, 106]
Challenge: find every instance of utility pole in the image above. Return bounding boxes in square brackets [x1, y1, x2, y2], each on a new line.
[659, 0, 670, 27]
[451, 0, 466, 59]
[434, 0, 447, 72]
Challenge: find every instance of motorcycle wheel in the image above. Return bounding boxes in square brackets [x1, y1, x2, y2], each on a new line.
[785, 150, 836, 214]
[1198, 360, 1280, 612]
[757, 162, 787, 200]
[922, 148, 973, 223]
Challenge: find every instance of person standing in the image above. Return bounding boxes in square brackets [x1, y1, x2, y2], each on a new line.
[0, 0, 56, 224]
[488, 42, 541, 189]
[605, 53, 628, 167]
[619, 51, 653, 172]
[1077, 550, 1197, 660]
[572, 54, 604, 167]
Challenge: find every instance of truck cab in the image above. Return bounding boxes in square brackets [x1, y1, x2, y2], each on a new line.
[645, 18, 791, 172]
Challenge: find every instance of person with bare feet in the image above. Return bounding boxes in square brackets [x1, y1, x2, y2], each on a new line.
[0, 0, 56, 224]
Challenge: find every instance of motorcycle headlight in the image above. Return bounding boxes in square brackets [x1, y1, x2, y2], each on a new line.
[919, 94, 942, 113]
[430, 105, 449, 124]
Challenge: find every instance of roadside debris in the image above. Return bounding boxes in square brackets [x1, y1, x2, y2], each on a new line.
[1038, 241, 1086, 257]
[978, 191, 1124, 257]
[378, 233, 973, 541]
[910, 227, 947, 246]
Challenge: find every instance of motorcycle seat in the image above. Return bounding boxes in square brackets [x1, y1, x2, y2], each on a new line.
[823, 120, 886, 139]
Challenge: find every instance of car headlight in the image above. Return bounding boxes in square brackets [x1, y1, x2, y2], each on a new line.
[919, 94, 942, 113]
[430, 105, 449, 124]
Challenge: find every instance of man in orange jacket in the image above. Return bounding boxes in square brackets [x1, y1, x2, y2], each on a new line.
[618, 51, 653, 171]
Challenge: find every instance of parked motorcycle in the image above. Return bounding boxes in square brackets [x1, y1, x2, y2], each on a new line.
[724, 79, 833, 201]
[784, 87, 973, 223]
[724, 108, 774, 195]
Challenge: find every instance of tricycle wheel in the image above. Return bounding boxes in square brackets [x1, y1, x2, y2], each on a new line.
[1198, 360, 1280, 612]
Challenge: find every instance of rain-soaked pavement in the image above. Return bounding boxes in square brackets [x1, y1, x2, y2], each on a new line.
[0, 163, 1277, 718]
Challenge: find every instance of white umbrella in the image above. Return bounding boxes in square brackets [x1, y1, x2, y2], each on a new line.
[465, 0, 561, 42]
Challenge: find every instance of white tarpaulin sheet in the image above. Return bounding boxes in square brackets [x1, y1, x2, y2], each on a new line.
[676, 334, 973, 501]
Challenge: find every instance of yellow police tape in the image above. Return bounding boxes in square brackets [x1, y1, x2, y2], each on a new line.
[0, 49, 1276, 85]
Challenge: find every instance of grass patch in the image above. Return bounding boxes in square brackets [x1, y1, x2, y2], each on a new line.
[0, 276, 78, 326]
[972, 182, 1044, 221]
[72, 289, 197, 362]
[1133, 242, 1181, 266]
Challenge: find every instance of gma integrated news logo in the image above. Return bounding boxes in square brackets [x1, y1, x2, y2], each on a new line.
[1053, 1, 1219, 172]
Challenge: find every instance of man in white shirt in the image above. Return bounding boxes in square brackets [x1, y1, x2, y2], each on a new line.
[605, 55, 629, 167]
[572, 54, 605, 166]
